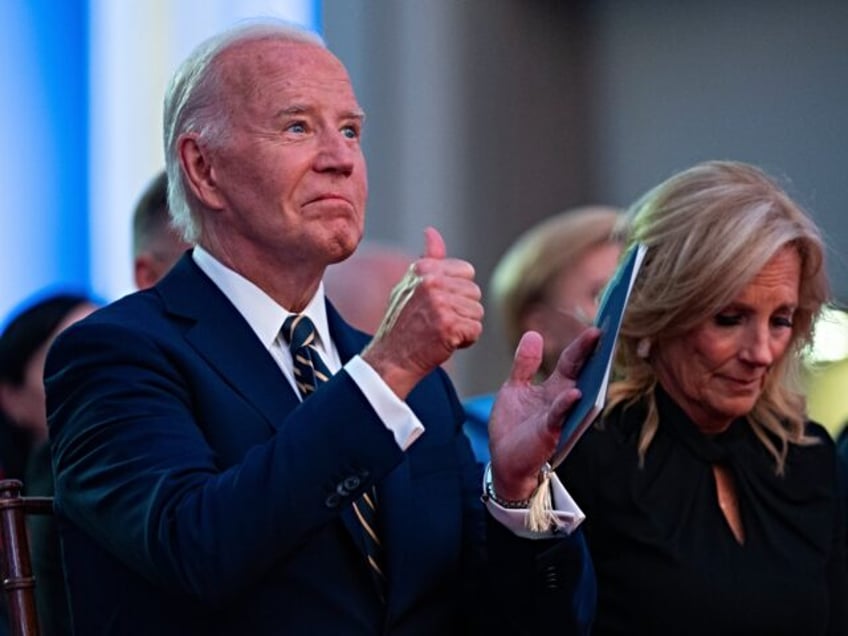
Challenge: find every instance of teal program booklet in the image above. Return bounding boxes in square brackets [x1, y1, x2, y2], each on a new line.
[550, 242, 647, 469]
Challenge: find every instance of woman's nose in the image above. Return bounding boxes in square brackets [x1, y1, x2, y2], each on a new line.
[740, 325, 774, 366]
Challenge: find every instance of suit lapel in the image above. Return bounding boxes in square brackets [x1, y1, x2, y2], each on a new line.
[325, 299, 370, 363]
[156, 254, 301, 433]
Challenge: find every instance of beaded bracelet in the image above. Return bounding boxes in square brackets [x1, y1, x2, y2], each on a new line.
[481, 462, 532, 509]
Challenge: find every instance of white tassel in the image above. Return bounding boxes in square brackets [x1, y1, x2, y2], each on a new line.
[526, 463, 555, 533]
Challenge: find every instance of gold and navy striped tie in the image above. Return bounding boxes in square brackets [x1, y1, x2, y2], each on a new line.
[283, 313, 332, 396]
[282, 313, 386, 600]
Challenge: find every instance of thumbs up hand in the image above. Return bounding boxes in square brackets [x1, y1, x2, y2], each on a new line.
[362, 227, 483, 398]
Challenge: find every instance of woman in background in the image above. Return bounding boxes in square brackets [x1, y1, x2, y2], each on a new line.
[0, 292, 98, 636]
[463, 206, 623, 463]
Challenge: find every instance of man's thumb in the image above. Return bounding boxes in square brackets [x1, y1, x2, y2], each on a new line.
[423, 226, 447, 259]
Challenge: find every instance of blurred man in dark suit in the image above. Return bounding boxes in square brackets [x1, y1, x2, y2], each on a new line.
[131, 169, 190, 289]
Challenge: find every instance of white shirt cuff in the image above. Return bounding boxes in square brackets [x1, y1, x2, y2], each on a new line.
[345, 355, 424, 450]
[483, 463, 585, 540]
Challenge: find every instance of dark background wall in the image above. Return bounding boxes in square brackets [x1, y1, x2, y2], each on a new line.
[324, 0, 848, 396]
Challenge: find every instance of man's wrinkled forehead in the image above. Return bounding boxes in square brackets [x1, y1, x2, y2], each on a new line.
[213, 38, 363, 120]
[219, 38, 352, 87]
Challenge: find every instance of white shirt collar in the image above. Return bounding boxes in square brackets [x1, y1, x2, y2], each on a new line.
[192, 245, 333, 355]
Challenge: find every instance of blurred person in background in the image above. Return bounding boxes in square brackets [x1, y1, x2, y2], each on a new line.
[323, 241, 413, 334]
[132, 169, 191, 289]
[560, 160, 847, 635]
[464, 206, 623, 464]
[0, 292, 98, 636]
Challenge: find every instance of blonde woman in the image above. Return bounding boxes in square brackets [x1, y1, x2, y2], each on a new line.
[560, 160, 846, 635]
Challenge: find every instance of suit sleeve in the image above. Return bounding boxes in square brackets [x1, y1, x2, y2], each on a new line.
[439, 372, 597, 635]
[46, 319, 404, 604]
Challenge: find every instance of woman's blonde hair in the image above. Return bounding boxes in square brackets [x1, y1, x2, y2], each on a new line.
[608, 160, 829, 473]
[491, 206, 623, 350]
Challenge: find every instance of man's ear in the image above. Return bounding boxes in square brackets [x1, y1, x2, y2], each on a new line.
[0, 383, 10, 414]
[134, 254, 158, 290]
[178, 134, 225, 210]
[0, 382, 22, 424]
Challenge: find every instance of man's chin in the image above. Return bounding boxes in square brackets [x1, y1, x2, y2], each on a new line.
[327, 231, 362, 264]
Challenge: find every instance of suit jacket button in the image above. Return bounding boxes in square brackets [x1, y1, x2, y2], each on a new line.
[343, 476, 361, 491]
[325, 493, 342, 508]
[336, 483, 350, 497]
[542, 565, 560, 590]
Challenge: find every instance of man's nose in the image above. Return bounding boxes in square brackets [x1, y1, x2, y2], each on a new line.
[314, 129, 356, 175]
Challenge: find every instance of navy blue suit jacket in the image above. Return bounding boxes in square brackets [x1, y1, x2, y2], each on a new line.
[46, 253, 594, 635]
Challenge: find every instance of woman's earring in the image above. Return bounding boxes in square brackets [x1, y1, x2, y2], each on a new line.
[636, 338, 651, 359]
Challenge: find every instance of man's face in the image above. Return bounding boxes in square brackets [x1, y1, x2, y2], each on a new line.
[134, 225, 191, 290]
[202, 39, 368, 269]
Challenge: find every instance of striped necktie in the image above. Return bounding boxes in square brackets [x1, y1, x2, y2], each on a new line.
[281, 313, 386, 600]
[282, 313, 332, 397]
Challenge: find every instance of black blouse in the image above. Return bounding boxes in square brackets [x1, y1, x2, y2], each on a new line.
[560, 388, 847, 635]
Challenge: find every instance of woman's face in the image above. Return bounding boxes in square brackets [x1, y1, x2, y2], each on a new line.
[0, 304, 96, 440]
[528, 242, 621, 374]
[653, 246, 801, 434]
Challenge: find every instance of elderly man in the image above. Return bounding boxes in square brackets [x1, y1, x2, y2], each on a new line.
[46, 21, 595, 635]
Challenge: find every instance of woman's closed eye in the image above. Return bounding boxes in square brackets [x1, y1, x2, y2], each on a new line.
[771, 314, 794, 329]
[713, 311, 794, 329]
[714, 313, 742, 327]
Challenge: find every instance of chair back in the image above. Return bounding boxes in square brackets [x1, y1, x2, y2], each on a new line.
[0, 479, 53, 636]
